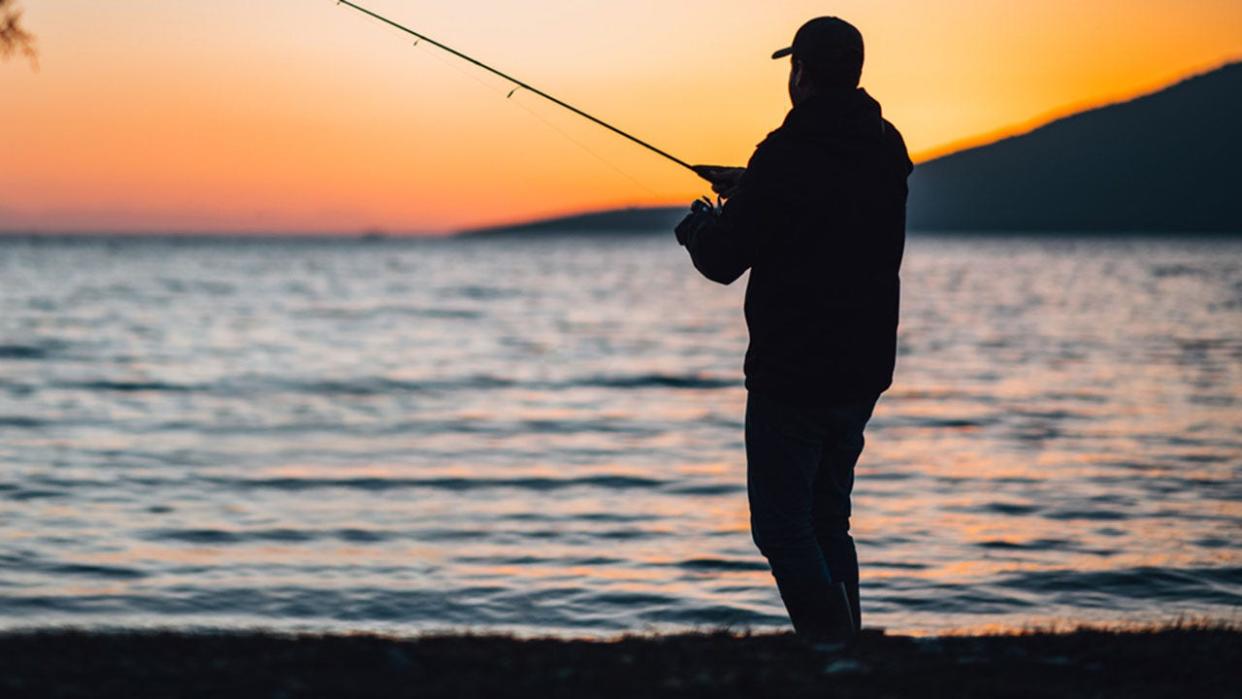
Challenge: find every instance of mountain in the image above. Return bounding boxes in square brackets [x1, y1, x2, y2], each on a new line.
[459, 61, 1242, 236]
[908, 60, 1242, 232]
[458, 206, 684, 238]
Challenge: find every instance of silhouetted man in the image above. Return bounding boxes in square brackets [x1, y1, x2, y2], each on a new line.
[675, 17, 912, 642]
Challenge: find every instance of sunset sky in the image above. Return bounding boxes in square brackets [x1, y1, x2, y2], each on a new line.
[2, 0, 1240, 234]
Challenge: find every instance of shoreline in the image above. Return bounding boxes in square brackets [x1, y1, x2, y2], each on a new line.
[3, 623, 1237, 697]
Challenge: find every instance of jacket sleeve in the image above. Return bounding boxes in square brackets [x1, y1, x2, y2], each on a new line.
[682, 140, 788, 285]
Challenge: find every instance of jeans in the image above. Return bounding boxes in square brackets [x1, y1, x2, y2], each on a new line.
[745, 389, 878, 635]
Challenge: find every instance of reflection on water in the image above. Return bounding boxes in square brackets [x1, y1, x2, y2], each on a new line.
[0, 233, 1239, 636]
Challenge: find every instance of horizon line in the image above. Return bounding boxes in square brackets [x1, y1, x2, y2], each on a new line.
[5, 56, 1237, 238]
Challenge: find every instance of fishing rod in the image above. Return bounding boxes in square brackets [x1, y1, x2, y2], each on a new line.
[335, 0, 703, 179]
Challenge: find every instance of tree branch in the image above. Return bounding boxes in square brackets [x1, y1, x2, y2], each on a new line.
[0, 0, 37, 68]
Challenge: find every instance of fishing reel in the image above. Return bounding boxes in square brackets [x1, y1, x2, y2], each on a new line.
[674, 195, 722, 246]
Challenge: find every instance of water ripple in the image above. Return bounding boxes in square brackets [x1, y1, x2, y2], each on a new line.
[1, 234, 1238, 637]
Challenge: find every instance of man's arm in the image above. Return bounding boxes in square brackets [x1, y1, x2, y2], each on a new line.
[677, 147, 786, 285]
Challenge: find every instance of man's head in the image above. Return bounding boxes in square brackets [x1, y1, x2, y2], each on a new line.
[772, 17, 864, 105]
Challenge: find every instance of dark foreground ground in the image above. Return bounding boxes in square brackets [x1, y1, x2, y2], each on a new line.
[2, 624, 1238, 698]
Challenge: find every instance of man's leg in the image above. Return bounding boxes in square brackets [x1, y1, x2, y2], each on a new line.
[811, 396, 878, 632]
[745, 391, 853, 639]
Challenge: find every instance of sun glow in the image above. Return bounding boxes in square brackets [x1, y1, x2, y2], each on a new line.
[2, 0, 1240, 233]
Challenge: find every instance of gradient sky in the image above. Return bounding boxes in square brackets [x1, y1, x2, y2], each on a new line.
[3, 0, 1240, 234]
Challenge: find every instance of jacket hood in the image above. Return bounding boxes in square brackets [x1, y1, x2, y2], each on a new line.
[781, 88, 888, 145]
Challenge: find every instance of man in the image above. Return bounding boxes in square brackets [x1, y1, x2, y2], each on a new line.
[675, 17, 912, 642]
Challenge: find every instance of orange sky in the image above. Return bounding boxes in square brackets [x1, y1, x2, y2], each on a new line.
[2, 0, 1240, 234]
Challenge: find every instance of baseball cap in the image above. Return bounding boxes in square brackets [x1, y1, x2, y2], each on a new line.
[771, 17, 864, 70]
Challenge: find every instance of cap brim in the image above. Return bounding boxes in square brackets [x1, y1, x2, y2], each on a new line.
[771, 46, 793, 59]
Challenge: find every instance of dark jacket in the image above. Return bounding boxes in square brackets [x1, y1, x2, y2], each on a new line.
[681, 88, 913, 404]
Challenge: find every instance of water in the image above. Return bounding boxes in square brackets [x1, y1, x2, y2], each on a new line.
[1, 233, 1239, 637]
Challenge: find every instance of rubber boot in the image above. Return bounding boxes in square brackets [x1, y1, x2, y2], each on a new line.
[845, 578, 861, 632]
[780, 580, 856, 643]
[825, 580, 857, 642]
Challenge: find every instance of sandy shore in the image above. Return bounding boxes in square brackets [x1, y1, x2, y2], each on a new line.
[2, 624, 1237, 697]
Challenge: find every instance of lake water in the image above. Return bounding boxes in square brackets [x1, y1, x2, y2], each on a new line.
[1, 233, 1239, 637]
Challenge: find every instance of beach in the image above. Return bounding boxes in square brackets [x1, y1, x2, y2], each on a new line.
[3, 624, 1238, 697]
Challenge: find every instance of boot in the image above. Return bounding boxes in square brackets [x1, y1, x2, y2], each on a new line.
[845, 578, 861, 632]
[825, 580, 857, 642]
[781, 581, 856, 643]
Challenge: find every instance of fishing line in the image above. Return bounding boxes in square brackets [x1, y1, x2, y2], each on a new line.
[335, 0, 705, 181]
[400, 30, 661, 198]
[505, 96, 664, 199]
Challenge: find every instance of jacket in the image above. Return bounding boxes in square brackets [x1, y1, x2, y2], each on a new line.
[680, 88, 913, 404]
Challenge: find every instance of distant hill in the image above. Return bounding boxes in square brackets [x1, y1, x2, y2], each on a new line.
[459, 206, 683, 238]
[908, 61, 1242, 232]
[459, 61, 1242, 236]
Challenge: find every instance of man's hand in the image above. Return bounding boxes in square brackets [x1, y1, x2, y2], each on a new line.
[692, 165, 745, 198]
[674, 197, 718, 247]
